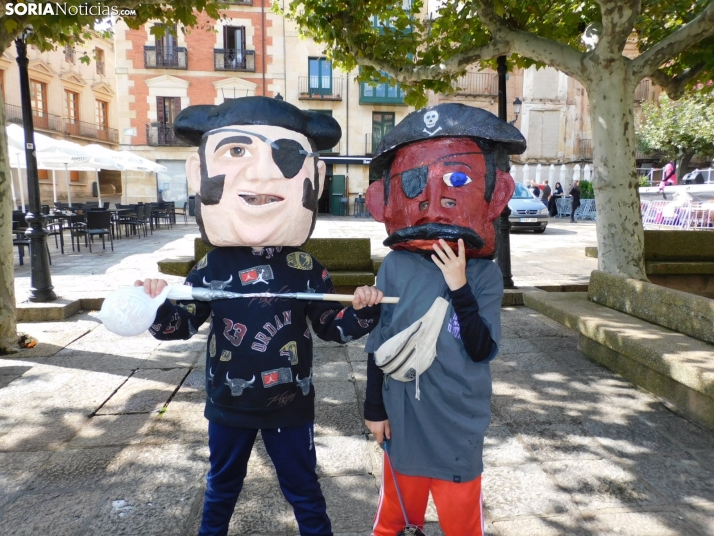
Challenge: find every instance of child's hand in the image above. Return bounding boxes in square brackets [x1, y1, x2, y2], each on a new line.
[352, 286, 384, 310]
[135, 278, 168, 298]
[365, 419, 391, 444]
[431, 238, 468, 291]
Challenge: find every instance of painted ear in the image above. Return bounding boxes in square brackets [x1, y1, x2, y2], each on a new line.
[487, 170, 516, 221]
[316, 160, 326, 199]
[186, 153, 201, 195]
[366, 180, 386, 222]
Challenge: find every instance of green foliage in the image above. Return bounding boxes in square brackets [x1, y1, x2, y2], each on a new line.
[283, 0, 714, 108]
[579, 179, 594, 199]
[0, 0, 225, 52]
[636, 90, 714, 161]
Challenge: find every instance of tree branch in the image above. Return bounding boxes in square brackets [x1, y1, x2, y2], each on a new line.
[594, 0, 641, 58]
[632, 2, 714, 78]
[649, 63, 706, 99]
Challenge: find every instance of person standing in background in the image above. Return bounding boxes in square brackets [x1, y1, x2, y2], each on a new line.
[569, 180, 581, 223]
[542, 181, 552, 207]
[548, 182, 564, 217]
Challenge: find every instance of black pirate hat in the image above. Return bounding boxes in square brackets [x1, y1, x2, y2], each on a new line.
[173, 96, 341, 150]
[370, 103, 526, 179]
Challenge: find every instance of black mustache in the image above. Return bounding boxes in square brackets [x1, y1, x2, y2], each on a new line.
[384, 223, 485, 250]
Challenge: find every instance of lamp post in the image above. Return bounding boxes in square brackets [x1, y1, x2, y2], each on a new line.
[510, 97, 522, 125]
[496, 56, 515, 289]
[16, 29, 57, 302]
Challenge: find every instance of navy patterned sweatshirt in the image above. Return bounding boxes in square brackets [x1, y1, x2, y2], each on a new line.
[149, 246, 380, 429]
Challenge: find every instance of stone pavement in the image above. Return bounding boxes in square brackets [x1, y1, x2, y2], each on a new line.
[3, 216, 713, 535]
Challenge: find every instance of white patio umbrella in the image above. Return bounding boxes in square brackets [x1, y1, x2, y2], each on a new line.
[117, 151, 167, 173]
[523, 164, 530, 186]
[535, 164, 542, 184]
[548, 164, 556, 185]
[583, 164, 592, 183]
[82, 144, 130, 207]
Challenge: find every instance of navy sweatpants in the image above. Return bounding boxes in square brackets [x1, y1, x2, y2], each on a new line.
[198, 421, 332, 536]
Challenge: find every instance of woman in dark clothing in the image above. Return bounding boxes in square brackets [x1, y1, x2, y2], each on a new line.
[569, 181, 581, 222]
[548, 182, 564, 217]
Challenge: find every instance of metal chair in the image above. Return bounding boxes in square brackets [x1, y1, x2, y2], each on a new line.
[84, 210, 114, 252]
[173, 201, 188, 224]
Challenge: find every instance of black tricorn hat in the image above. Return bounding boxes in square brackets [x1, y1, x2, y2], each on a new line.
[173, 96, 341, 150]
[370, 103, 526, 178]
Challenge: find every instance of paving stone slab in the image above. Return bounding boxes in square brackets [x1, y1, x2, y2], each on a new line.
[545, 459, 664, 510]
[0, 410, 87, 451]
[25, 446, 127, 492]
[679, 503, 714, 536]
[83, 485, 204, 536]
[589, 509, 705, 536]
[46, 348, 152, 372]
[314, 360, 353, 381]
[630, 454, 714, 505]
[315, 435, 372, 477]
[314, 379, 358, 405]
[497, 338, 540, 355]
[582, 416, 682, 458]
[0, 451, 53, 493]
[483, 463, 576, 520]
[483, 425, 533, 467]
[496, 351, 573, 373]
[490, 514, 595, 536]
[97, 368, 189, 415]
[314, 402, 366, 437]
[314, 346, 350, 362]
[637, 411, 714, 453]
[227, 476, 294, 535]
[67, 413, 158, 448]
[320, 475, 380, 533]
[351, 361, 367, 382]
[67, 326, 163, 356]
[117, 443, 209, 488]
[142, 401, 208, 445]
[0, 490, 105, 536]
[346, 345, 369, 362]
[514, 422, 608, 462]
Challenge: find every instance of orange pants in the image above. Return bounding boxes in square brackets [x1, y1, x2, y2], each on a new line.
[372, 453, 484, 536]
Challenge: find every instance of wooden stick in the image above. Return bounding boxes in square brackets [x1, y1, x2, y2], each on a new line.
[323, 294, 399, 304]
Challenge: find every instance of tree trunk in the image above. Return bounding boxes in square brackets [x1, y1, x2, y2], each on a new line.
[587, 68, 648, 281]
[676, 153, 694, 181]
[0, 88, 19, 354]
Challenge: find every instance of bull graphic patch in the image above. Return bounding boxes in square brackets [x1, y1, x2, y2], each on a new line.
[295, 368, 312, 395]
[239, 265, 274, 285]
[280, 341, 299, 365]
[262, 367, 293, 388]
[209, 334, 217, 357]
[224, 372, 255, 396]
[220, 349, 232, 362]
[286, 251, 313, 270]
[202, 275, 233, 290]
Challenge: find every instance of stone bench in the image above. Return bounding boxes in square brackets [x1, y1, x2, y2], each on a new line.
[523, 270, 714, 432]
[585, 230, 714, 298]
[158, 237, 377, 293]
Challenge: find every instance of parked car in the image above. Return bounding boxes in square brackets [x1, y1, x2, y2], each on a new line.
[508, 182, 549, 233]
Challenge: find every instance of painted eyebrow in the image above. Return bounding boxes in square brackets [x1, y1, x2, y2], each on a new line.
[214, 136, 253, 152]
[391, 151, 482, 177]
[204, 127, 279, 149]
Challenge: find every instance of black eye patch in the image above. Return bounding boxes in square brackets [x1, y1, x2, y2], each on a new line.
[400, 166, 428, 199]
[272, 138, 309, 178]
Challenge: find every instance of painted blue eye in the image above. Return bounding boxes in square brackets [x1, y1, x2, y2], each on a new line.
[443, 172, 472, 187]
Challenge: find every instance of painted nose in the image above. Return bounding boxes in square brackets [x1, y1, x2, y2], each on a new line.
[414, 180, 451, 226]
[242, 144, 282, 181]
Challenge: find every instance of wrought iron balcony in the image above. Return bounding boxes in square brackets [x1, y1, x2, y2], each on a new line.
[146, 123, 190, 146]
[454, 72, 499, 96]
[144, 46, 188, 69]
[214, 49, 255, 72]
[298, 76, 343, 100]
[5, 103, 118, 143]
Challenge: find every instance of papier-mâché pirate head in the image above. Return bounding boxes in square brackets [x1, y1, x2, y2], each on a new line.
[175, 96, 341, 247]
[366, 103, 526, 258]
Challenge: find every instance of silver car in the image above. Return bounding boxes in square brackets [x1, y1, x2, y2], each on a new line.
[508, 183, 549, 233]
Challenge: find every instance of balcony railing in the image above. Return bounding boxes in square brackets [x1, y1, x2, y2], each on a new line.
[298, 76, 343, 100]
[146, 123, 190, 146]
[454, 72, 498, 96]
[5, 103, 118, 143]
[635, 79, 650, 102]
[214, 49, 255, 72]
[365, 133, 380, 156]
[579, 138, 593, 160]
[144, 46, 188, 69]
[319, 140, 340, 155]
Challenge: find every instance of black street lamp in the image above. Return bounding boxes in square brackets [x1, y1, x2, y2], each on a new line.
[496, 56, 515, 289]
[510, 97, 522, 125]
[16, 29, 57, 302]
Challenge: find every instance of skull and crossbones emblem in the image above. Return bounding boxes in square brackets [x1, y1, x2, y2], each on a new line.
[422, 110, 442, 136]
